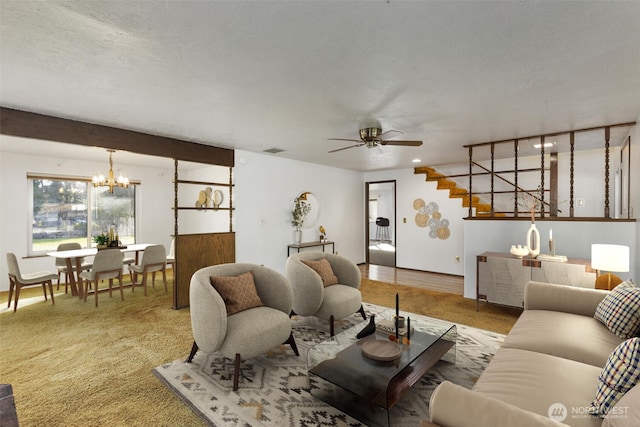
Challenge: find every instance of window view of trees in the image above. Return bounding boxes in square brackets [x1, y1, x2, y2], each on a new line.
[92, 186, 136, 245]
[31, 178, 136, 254]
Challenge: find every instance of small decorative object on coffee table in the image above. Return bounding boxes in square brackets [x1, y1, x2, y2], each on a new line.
[361, 340, 401, 361]
[356, 315, 376, 339]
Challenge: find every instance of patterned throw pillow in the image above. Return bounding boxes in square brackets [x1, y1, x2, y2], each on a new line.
[302, 258, 339, 287]
[210, 271, 263, 316]
[594, 286, 640, 339]
[589, 338, 640, 417]
[614, 279, 637, 290]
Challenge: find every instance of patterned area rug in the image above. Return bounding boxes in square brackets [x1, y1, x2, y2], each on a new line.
[153, 303, 504, 426]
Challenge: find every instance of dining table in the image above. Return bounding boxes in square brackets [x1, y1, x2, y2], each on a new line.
[47, 243, 153, 298]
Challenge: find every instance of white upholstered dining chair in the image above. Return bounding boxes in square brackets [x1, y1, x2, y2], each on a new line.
[79, 249, 124, 307]
[6, 252, 57, 312]
[54, 242, 92, 293]
[128, 244, 167, 295]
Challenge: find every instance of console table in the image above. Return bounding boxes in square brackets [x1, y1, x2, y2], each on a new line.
[287, 240, 335, 256]
[476, 251, 596, 310]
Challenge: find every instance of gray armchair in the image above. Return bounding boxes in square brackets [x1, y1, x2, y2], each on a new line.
[186, 263, 298, 391]
[286, 252, 366, 336]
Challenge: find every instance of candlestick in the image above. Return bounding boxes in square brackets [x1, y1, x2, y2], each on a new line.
[549, 228, 552, 240]
[407, 317, 411, 341]
[395, 293, 399, 340]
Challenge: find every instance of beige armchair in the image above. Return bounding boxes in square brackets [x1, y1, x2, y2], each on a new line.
[186, 263, 298, 391]
[285, 252, 365, 336]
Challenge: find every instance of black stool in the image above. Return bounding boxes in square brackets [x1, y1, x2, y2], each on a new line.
[375, 217, 390, 241]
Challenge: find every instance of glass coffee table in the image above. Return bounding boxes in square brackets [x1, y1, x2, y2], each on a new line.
[307, 310, 456, 427]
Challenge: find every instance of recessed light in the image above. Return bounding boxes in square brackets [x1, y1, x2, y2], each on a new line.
[533, 141, 556, 149]
[412, 158, 421, 163]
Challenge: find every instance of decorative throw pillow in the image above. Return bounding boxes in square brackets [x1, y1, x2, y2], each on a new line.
[302, 258, 339, 287]
[614, 279, 637, 290]
[589, 338, 640, 417]
[210, 271, 263, 316]
[594, 286, 640, 339]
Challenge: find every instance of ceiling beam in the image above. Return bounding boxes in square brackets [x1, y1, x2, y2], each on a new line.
[0, 107, 234, 167]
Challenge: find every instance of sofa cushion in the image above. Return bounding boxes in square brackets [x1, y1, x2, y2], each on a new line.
[594, 286, 640, 339]
[589, 338, 640, 417]
[601, 382, 640, 427]
[473, 347, 602, 427]
[210, 271, 264, 316]
[502, 309, 624, 367]
[302, 258, 338, 286]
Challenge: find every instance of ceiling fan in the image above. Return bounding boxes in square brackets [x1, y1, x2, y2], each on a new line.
[328, 127, 423, 153]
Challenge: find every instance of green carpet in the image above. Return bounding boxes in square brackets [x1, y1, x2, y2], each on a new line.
[0, 276, 520, 426]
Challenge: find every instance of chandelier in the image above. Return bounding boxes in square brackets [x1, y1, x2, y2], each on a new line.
[92, 149, 129, 193]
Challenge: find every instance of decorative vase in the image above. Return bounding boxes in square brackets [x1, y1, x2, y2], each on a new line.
[510, 245, 529, 258]
[294, 229, 302, 244]
[526, 223, 540, 257]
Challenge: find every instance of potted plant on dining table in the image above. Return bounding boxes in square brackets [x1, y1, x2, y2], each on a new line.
[93, 232, 109, 249]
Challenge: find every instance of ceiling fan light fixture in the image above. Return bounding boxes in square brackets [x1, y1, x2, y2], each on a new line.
[359, 127, 382, 141]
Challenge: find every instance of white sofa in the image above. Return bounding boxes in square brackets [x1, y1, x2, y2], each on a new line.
[428, 281, 639, 427]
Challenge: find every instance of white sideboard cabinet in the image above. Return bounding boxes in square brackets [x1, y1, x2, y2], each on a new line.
[476, 252, 596, 310]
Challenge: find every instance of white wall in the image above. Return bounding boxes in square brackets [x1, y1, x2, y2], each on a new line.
[364, 168, 467, 276]
[233, 150, 364, 276]
[0, 150, 175, 291]
[626, 113, 640, 281]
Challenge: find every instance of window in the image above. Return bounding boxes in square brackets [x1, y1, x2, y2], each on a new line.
[369, 198, 378, 222]
[29, 177, 136, 255]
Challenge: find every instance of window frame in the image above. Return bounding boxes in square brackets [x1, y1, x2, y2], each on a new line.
[28, 174, 138, 256]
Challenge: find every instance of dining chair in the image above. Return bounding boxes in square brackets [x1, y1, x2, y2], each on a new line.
[6, 252, 57, 312]
[54, 242, 92, 293]
[79, 249, 124, 307]
[128, 244, 167, 296]
[166, 238, 175, 270]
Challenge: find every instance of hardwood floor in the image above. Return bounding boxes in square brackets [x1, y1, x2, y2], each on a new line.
[359, 264, 464, 295]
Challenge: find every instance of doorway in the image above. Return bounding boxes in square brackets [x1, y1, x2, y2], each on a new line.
[366, 180, 396, 267]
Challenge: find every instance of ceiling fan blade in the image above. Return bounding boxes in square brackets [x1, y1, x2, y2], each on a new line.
[328, 138, 361, 143]
[328, 143, 363, 153]
[380, 140, 423, 147]
[377, 129, 403, 140]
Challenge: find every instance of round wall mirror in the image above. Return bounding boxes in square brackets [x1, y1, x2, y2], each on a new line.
[294, 191, 319, 228]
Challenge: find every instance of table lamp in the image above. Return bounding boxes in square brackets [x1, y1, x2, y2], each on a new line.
[591, 244, 629, 290]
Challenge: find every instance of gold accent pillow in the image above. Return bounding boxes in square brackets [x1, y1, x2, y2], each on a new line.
[210, 271, 264, 316]
[302, 258, 339, 287]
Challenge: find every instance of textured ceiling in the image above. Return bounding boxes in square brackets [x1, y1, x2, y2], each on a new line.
[1, 1, 639, 171]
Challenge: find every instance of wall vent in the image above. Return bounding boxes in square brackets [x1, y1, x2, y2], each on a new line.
[263, 147, 285, 154]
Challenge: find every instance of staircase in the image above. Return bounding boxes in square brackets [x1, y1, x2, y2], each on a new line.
[414, 166, 504, 217]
